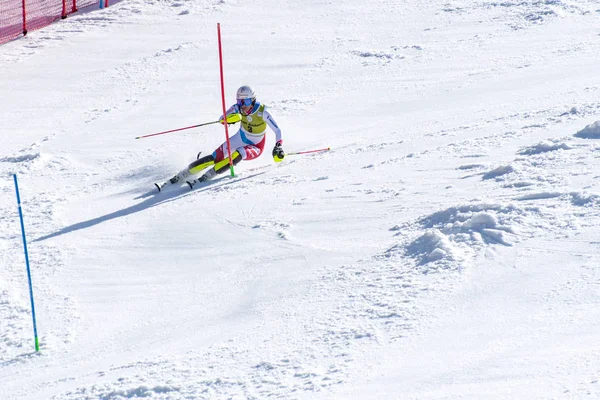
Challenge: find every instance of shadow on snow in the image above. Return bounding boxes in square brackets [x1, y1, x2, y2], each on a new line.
[34, 172, 265, 242]
[0, 351, 40, 368]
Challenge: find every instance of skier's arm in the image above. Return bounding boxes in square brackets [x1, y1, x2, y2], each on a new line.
[264, 109, 282, 143]
[218, 104, 240, 122]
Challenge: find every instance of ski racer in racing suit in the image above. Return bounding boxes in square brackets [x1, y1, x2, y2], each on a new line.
[156, 85, 284, 191]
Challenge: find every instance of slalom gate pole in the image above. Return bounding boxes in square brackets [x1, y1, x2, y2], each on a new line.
[217, 23, 235, 177]
[286, 147, 331, 156]
[22, 0, 27, 36]
[135, 120, 220, 140]
[13, 174, 39, 352]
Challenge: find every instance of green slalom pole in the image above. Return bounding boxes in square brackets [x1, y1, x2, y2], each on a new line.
[13, 174, 39, 352]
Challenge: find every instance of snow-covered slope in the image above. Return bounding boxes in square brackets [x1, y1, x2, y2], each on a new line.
[1, 1, 600, 399]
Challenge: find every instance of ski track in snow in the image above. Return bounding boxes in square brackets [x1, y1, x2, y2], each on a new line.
[0, 157, 79, 368]
[2, 0, 600, 399]
[33, 120, 600, 399]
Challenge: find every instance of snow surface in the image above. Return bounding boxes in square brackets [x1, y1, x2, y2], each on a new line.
[1, 0, 600, 399]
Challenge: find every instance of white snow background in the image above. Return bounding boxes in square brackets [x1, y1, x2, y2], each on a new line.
[2, 0, 600, 399]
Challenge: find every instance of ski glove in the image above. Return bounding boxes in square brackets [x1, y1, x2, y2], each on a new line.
[272, 141, 285, 163]
[220, 113, 242, 125]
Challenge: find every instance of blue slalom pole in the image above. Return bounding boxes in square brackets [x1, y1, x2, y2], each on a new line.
[13, 174, 39, 352]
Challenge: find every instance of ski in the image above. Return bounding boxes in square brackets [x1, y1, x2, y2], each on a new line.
[186, 167, 217, 190]
[154, 182, 168, 192]
[186, 180, 197, 190]
[185, 175, 208, 190]
[154, 169, 193, 193]
[155, 164, 243, 194]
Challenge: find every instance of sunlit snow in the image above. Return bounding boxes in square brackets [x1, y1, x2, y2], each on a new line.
[1, 1, 600, 399]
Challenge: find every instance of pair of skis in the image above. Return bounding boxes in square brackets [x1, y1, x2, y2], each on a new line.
[153, 147, 331, 193]
[154, 179, 197, 193]
[154, 169, 214, 193]
[153, 151, 216, 193]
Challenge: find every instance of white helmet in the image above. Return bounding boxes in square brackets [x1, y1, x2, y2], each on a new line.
[236, 85, 256, 101]
[236, 85, 256, 115]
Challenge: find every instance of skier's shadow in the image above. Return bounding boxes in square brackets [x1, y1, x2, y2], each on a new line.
[34, 172, 265, 242]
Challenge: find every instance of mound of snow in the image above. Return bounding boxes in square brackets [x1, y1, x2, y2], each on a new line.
[405, 229, 458, 266]
[515, 191, 600, 207]
[399, 204, 531, 270]
[483, 165, 515, 180]
[574, 120, 600, 139]
[447, 210, 514, 246]
[516, 192, 563, 201]
[457, 164, 486, 170]
[517, 140, 573, 155]
[0, 152, 40, 163]
[569, 191, 600, 207]
[351, 50, 394, 59]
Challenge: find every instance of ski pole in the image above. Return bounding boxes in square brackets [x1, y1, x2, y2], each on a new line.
[286, 147, 331, 156]
[135, 113, 242, 139]
[135, 121, 218, 139]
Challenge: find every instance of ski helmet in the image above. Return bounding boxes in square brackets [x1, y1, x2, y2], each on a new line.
[236, 85, 256, 101]
[236, 85, 256, 115]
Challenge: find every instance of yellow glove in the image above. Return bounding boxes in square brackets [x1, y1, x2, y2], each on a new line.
[219, 113, 242, 125]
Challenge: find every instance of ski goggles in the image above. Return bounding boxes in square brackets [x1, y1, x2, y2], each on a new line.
[237, 98, 254, 107]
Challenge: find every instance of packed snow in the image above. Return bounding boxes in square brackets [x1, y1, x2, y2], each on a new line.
[1, 0, 600, 399]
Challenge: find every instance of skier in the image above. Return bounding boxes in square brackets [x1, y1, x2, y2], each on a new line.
[156, 85, 285, 191]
